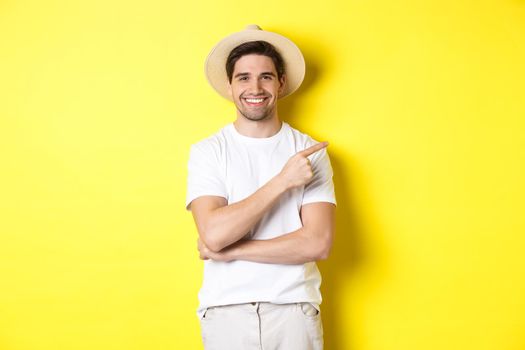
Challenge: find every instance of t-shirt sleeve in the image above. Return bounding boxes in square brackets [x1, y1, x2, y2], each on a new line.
[302, 147, 337, 206]
[185, 142, 227, 211]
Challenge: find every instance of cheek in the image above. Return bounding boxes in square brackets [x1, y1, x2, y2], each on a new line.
[231, 87, 241, 99]
[263, 82, 280, 93]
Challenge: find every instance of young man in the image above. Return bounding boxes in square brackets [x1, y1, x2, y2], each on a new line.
[185, 25, 336, 350]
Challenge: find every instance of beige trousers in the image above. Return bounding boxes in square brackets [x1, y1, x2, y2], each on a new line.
[199, 302, 323, 350]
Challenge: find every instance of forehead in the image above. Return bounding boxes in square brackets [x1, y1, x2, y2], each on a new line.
[233, 54, 277, 74]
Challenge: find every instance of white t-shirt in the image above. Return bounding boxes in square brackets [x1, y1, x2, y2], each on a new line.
[185, 121, 336, 319]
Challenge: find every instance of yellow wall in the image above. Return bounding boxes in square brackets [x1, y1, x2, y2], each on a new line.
[1, 0, 524, 349]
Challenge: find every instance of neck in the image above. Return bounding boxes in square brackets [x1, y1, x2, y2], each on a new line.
[233, 113, 282, 138]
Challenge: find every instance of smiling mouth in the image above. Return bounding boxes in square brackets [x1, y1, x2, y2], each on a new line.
[243, 97, 268, 107]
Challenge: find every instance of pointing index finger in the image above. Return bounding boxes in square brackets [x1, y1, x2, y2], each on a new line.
[298, 142, 329, 157]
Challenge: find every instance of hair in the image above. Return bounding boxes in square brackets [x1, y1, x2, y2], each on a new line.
[225, 41, 285, 83]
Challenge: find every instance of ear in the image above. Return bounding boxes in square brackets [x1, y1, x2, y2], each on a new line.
[227, 82, 232, 98]
[278, 74, 287, 95]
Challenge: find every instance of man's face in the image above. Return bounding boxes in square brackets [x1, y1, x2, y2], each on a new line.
[228, 54, 286, 122]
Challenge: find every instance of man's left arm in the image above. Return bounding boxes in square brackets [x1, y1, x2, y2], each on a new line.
[198, 201, 336, 264]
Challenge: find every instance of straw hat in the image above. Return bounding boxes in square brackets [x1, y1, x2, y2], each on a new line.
[204, 24, 305, 100]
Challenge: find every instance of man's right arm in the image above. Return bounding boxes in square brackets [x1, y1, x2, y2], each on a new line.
[189, 141, 328, 252]
[190, 175, 288, 252]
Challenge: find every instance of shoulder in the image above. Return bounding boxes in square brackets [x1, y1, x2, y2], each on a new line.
[190, 125, 230, 157]
[285, 123, 332, 170]
[285, 122, 322, 152]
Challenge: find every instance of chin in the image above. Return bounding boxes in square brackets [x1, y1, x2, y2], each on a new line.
[244, 115, 270, 122]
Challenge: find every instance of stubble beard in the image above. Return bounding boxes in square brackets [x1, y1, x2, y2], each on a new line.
[235, 94, 276, 122]
[237, 105, 275, 121]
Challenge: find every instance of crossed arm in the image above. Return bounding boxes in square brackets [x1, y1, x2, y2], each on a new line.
[190, 142, 336, 265]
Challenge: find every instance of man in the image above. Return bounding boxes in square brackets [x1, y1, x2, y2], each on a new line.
[185, 25, 336, 350]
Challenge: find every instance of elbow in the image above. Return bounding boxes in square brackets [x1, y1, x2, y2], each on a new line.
[311, 231, 333, 261]
[315, 243, 332, 261]
[200, 229, 228, 253]
[316, 248, 331, 261]
[206, 240, 226, 253]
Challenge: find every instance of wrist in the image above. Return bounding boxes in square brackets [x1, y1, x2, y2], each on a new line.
[217, 243, 241, 262]
[226, 244, 240, 261]
[272, 173, 291, 193]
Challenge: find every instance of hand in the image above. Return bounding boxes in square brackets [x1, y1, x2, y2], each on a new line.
[278, 142, 329, 190]
[197, 238, 211, 260]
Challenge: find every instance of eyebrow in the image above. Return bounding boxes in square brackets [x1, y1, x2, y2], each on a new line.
[233, 72, 277, 78]
[234, 72, 249, 79]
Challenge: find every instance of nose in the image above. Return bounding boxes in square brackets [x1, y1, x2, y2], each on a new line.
[248, 78, 264, 95]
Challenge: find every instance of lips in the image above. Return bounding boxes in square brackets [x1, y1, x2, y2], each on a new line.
[243, 96, 268, 107]
[245, 98, 264, 103]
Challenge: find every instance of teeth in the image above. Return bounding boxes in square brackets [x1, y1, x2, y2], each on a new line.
[246, 98, 264, 103]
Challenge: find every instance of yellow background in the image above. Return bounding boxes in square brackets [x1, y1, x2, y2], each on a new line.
[1, 0, 524, 349]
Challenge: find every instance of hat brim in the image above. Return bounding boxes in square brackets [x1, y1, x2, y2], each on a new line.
[205, 27, 305, 101]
